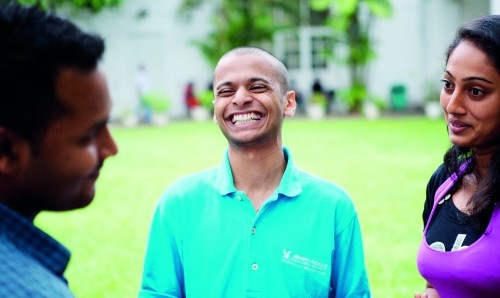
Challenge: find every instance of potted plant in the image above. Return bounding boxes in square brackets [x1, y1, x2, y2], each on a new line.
[120, 108, 139, 127]
[423, 82, 442, 119]
[306, 91, 327, 120]
[143, 91, 171, 126]
[362, 96, 386, 120]
[191, 85, 213, 122]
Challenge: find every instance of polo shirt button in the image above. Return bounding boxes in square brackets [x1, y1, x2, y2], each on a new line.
[251, 227, 256, 234]
[236, 196, 242, 201]
[251, 263, 259, 270]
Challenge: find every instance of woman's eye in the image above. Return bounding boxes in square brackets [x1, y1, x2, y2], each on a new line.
[470, 88, 484, 96]
[441, 79, 453, 89]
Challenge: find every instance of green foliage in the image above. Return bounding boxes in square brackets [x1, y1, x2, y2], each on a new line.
[424, 80, 441, 103]
[143, 91, 171, 112]
[179, 0, 299, 66]
[309, 91, 328, 107]
[312, 0, 392, 113]
[197, 89, 214, 109]
[4, 0, 122, 13]
[365, 0, 392, 17]
[310, 0, 329, 11]
[371, 95, 388, 110]
[180, 0, 392, 113]
[339, 83, 367, 112]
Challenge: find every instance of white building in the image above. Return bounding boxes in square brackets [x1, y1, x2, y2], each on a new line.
[73, 0, 496, 119]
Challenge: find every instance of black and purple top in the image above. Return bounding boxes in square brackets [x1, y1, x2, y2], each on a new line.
[417, 163, 500, 297]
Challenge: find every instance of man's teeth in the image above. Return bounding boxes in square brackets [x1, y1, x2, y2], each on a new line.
[232, 112, 261, 125]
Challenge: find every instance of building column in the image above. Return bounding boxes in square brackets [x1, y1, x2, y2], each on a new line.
[491, 0, 500, 13]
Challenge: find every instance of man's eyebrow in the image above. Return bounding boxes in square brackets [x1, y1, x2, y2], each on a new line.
[215, 77, 271, 90]
[249, 77, 271, 84]
[215, 81, 232, 90]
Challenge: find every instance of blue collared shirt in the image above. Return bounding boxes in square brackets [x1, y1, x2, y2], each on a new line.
[140, 147, 370, 297]
[0, 203, 74, 298]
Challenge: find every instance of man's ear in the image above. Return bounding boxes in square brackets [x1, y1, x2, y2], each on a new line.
[284, 91, 297, 117]
[0, 127, 28, 174]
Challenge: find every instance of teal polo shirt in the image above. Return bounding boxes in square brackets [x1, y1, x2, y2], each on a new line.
[139, 147, 370, 298]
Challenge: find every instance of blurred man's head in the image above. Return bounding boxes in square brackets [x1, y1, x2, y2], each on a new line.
[0, 3, 118, 219]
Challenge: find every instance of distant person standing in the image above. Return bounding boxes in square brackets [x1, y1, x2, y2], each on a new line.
[312, 78, 324, 94]
[310, 78, 328, 113]
[0, 3, 118, 297]
[135, 64, 152, 123]
[184, 81, 200, 117]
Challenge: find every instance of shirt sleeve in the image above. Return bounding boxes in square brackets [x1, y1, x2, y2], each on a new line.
[139, 196, 185, 298]
[330, 211, 370, 298]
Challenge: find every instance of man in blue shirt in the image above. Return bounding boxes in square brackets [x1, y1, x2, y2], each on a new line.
[0, 4, 118, 297]
[139, 46, 370, 297]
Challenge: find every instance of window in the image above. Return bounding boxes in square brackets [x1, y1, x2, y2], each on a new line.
[274, 26, 333, 71]
[311, 34, 333, 69]
[309, 7, 329, 26]
[282, 32, 300, 69]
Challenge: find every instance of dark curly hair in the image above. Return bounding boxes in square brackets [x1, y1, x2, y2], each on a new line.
[0, 3, 105, 144]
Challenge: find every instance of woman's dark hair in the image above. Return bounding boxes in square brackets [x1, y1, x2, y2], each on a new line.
[443, 15, 500, 216]
[0, 3, 105, 144]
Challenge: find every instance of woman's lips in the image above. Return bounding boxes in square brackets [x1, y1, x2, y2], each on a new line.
[448, 119, 470, 134]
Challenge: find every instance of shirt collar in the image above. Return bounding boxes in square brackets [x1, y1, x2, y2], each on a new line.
[0, 203, 71, 277]
[215, 146, 302, 198]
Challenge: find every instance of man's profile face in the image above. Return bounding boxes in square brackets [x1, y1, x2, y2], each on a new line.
[19, 67, 118, 214]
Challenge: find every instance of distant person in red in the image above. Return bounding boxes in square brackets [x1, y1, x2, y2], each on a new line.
[184, 82, 200, 116]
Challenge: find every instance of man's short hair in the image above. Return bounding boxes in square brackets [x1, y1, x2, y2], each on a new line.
[0, 3, 105, 143]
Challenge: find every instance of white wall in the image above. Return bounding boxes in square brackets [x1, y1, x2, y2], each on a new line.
[69, 0, 492, 118]
[74, 0, 213, 119]
[369, 0, 490, 106]
[492, 0, 500, 13]
[369, 0, 424, 106]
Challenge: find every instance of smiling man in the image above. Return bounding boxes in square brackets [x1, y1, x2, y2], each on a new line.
[0, 3, 118, 297]
[139, 47, 370, 298]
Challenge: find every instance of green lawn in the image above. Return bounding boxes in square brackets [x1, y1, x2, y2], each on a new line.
[36, 116, 449, 298]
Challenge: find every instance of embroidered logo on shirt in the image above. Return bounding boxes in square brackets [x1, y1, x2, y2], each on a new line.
[281, 248, 328, 275]
[282, 249, 292, 259]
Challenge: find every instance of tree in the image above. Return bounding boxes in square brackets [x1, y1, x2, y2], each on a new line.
[311, 0, 392, 112]
[2, 0, 122, 13]
[180, 0, 392, 113]
[179, 0, 299, 67]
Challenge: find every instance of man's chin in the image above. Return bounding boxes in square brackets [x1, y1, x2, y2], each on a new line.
[77, 193, 96, 209]
[61, 192, 96, 211]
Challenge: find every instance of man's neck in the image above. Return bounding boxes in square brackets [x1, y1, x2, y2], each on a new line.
[228, 144, 286, 211]
[0, 199, 38, 222]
